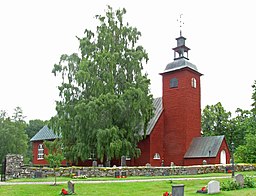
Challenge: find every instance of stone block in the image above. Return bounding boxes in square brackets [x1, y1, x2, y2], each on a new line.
[34, 171, 42, 178]
[235, 174, 244, 188]
[172, 184, 184, 196]
[207, 180, 220, 194]
[68, 180, 75, 194]
[121, 156, 126, 167]
[92, 161, 97, 167]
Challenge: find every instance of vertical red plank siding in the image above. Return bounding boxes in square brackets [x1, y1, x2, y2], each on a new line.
[32, 140, 49, 165]
[32, 140, 67, 166]
[149, 113, 164, 166]
[161, 68, 202, 166]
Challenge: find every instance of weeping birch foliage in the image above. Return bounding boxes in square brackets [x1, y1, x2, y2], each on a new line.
[51, 6, 153, 162]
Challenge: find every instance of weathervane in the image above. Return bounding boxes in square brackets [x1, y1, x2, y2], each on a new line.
[177, 14, 184, 36]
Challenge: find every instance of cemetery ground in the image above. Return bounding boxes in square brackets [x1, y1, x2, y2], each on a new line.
[0, 171, 255, 195]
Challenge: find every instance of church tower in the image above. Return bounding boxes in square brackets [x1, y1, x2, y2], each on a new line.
[160, 31, 202, 166]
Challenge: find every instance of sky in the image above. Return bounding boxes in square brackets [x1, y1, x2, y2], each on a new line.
[0, 0, 255, 121]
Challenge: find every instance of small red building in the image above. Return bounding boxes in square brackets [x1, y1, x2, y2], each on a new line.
[31, 32, 230, 166]
[30, 125, 61, 165]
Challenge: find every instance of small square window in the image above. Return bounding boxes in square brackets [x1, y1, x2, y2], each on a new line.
[170, 78, 178, 88]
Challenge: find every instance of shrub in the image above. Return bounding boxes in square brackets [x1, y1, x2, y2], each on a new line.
[244, 175, 255, 188]
[221, 180, 241, 191]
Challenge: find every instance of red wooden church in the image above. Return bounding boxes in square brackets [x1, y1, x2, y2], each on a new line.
[129, 32, 230, 166]
[30, 32, 230, 166]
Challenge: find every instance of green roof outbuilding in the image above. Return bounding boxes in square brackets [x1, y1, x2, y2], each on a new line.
[30, 125, 60, 142]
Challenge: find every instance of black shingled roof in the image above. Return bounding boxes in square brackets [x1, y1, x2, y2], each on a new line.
[164, 58, 198, 73]
[184, 135, 225, 158]
[144, 97, 163, 135]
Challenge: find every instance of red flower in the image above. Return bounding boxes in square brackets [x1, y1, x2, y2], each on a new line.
[62, 188, 68, 195]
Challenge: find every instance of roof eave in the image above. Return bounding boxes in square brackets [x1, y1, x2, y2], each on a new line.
[160, 66, 203, 76]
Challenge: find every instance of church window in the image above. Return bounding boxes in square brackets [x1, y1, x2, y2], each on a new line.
[170, 78, 178, 88]
[191, 78, 196, 88]
[88, 151, 96, 160]
[37, 144, 44, 160]
[126, 156, 131, 161]
[153, 153, 160, 160]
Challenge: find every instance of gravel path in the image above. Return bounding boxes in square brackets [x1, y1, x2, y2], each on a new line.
[0, 176, 231, 186]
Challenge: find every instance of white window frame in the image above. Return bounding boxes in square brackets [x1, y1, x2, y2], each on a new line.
[37, 143, 44, 160]
[153, 153, 160, 160]
[191, 78, 197, 88]
[126, 156, 131, 161]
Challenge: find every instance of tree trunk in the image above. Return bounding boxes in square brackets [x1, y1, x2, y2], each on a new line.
[54, 168, 57, 185]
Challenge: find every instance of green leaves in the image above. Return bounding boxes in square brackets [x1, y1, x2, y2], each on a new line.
[52, 6, 153, 164]
[44, 139, 64, 185]
[252, 80, 256, 115]
[202, 80, 256, 163]
[44, 139, 64, 168]
[235, 134, 256, 163]
[201, 102, 231, 138]
[0, 108, 28, 162]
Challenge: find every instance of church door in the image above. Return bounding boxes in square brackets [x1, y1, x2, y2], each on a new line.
[220, 150, 226, 164]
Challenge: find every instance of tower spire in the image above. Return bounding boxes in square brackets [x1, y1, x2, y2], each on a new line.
[173, 14, 190, 60]
[177, 14, 184, 37]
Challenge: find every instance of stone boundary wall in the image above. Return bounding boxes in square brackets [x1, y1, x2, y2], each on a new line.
[6, 164, 256, 180]
[4, 154, 256, 180]
[5, 154, 24, 180]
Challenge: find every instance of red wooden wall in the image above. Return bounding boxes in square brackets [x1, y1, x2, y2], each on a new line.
[161, 67, 202, 166]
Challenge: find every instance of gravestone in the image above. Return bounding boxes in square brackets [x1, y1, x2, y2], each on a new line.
[34, 171, 43, 178]
[172, 184, 184, 196]
[114, 171, 120, 178]
[207, 180, 220, 194]
[187, 168, 197, 175]
[92, 160, 97, 167]
[235, 174, 244, 187]
[68, 180, 75, 194]
[121, 171, 127, 178]
[105, 160, 110, 167]
[121, 156, 126, 167]
[145, 163, 151, 168]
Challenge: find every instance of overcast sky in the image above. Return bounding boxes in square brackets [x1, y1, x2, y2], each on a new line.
[1, 0, 255, 121]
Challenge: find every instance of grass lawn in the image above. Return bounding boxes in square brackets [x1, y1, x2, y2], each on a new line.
[1, 178, 256, 196]
[0, 171, 255, 196]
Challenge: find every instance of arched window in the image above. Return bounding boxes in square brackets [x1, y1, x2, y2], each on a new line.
[220, 150, 226, 164]
[191, 78, 196, 88]
[153, 153, 160, 160]
[170, 78, 178, 88]
[37, 144, 44, 160]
